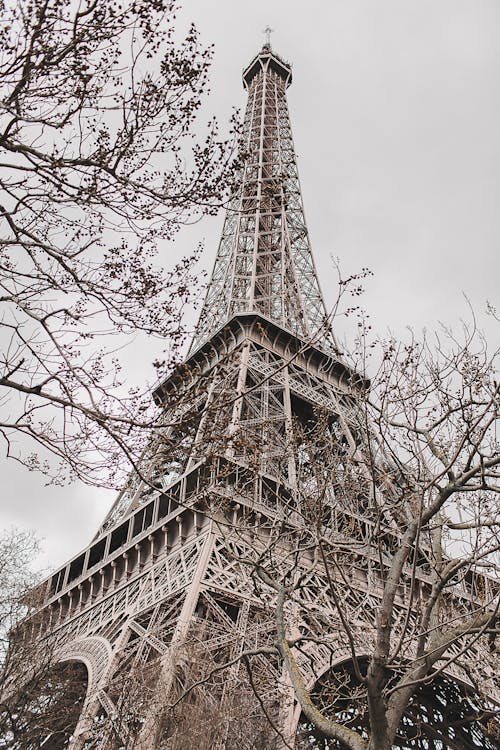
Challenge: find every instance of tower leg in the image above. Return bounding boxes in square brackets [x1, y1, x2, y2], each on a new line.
[68, 622, 135, 749]
[136, 531, 215, 749]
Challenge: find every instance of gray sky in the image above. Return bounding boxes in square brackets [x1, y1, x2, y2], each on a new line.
[1, 0, 499, 572]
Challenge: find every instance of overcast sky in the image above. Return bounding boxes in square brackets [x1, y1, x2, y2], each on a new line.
[2, 0, 499, 573]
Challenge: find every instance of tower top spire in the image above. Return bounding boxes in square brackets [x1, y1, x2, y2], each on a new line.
[190, 47, 337, 355]
[262, 25, 274, 49]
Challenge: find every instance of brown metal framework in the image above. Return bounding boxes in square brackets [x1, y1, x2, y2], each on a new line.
[190, 47, 337, 355]
[11, 45, 498, 750]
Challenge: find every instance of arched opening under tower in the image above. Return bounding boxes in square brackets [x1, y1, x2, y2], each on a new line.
[295, 659, 499, 749]
[0, 658, 89, 749]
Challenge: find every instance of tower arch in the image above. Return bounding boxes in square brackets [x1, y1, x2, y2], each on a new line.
[56, 634, 113, 698]
[295, 657, 500, 749]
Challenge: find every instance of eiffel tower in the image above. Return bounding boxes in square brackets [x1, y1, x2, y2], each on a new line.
[13, 43, 498, 750]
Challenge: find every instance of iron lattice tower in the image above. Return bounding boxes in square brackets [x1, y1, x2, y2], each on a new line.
[16, 45, 498, 750]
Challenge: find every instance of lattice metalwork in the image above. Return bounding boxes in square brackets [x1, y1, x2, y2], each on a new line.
[11, 44, 498, 750]
[190, 46, 337, 355]
[297, 662, 500, 749]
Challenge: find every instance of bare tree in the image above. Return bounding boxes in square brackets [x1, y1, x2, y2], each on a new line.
[0, 529, 80, 750]
[152, 317, 499, 750]
[0, 0, 238, 487]
[4, 295, 498, 747]
[0, 529, 40, 659]
[228, 322, 499, 749]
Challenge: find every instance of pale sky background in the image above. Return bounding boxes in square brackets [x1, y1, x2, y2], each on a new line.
[1, 0, 499, 573]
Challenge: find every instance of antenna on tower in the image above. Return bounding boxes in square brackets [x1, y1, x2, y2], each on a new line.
[263, 25, 274, 49]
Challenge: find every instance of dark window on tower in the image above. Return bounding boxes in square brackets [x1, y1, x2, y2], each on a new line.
[88, 539, 106, 570]
[109, 521, 129, 554]
[68, 554, 85, 584]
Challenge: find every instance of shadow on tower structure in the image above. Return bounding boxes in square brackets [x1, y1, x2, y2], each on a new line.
[4, 44, 498, 750]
